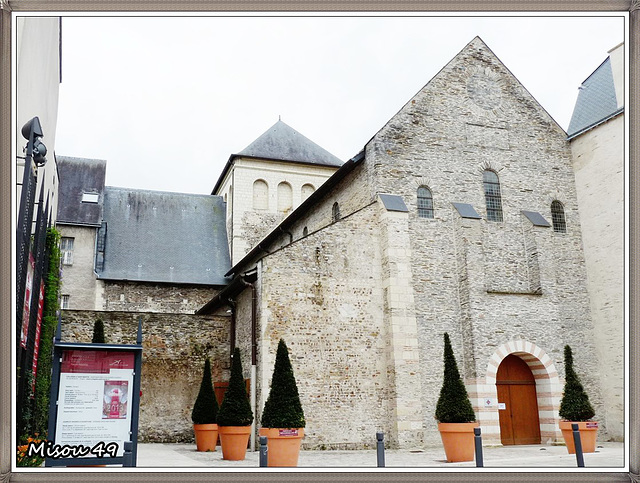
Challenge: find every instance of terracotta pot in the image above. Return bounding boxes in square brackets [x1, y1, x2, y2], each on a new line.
[559, 420, 598, 454]
[218, 426, 252, 460]
[437, 422, 479, 462]
[259, 427, 304, 467]
[193, 423, 218, 452]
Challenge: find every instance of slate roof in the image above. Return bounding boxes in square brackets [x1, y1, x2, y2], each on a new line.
[567, 57, 623, 139]
[56, 156, 106, 226]
[211, 120, 342, 194]
[97, 187, 231, 286]
[237, 120, 343, 167]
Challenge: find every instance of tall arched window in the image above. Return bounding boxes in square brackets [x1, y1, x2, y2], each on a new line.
[551, 200, 567, 233]
[417, 186, 434, 219]
[332, 202, 341, 222]
[483, 170, 503, 222]
[277, 182, 293, 212]
[253, 180, 268, 210]
[301, 183, 315, 202]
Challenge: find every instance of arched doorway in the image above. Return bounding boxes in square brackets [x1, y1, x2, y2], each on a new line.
[496, 354, 541, 445]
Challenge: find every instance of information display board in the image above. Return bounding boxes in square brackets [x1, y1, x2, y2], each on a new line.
[54, 350, 135, 457]
[45, 329, 143, 468]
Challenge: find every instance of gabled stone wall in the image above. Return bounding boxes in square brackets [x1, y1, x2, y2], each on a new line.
[363, 37, 605, 442]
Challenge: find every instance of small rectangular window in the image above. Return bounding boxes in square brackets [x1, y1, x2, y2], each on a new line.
[82, 192, 99, 203]
[61, 237, 74, 265]
[61, 295, 70, 309]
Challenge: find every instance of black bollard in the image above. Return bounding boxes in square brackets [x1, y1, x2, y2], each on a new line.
[571, 423, 585, 467]
[123, 441, 133, 467]
[259, 436, 268, 467]
[474, 427, 484, 467]
[376, 432, 385, 467]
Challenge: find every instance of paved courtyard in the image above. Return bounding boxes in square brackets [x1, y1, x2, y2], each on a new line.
[136, 441, 625, 469]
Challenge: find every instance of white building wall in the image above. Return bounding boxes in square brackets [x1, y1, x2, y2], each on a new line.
[16, 17, 61, 222]
[608, 43, 624, 109]
[216, 157, 338, 265]
[571, 113, 625, 441]
[57, 225, 101, 310]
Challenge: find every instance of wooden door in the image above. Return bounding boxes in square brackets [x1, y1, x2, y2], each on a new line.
[496, 355, 541, 445]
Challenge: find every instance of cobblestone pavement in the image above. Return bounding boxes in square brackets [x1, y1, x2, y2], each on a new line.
[136, 441, 624, 469]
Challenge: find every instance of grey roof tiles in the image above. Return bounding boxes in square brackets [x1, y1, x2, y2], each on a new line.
[236, 120, 343, 167]
[56, 156, 106, 226]
[567, 57, 622, 139]
[97, 187, 231, 285]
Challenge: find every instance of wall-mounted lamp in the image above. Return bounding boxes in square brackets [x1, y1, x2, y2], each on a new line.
[21, 116, 47, 166]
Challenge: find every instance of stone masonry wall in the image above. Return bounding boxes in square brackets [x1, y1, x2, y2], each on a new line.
[60, 310, 230, 442]
[102, 281, 220, 314]
[228, 37, 616, 449]
[256, 204, 388, 450]
[363, 37, 607, 443]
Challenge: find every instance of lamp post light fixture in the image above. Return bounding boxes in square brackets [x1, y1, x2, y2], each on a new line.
[16, 116, 51, 436]
[16, 116, 46, 374]
[21, 116, 48, 166]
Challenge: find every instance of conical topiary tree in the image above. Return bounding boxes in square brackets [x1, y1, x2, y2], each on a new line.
[92, 319, 105, 343]
[217, 348, 253, 427]
[435, 333, 476, 423]
[261, 339, 305, 428]
[191, 357, 219, 424]
[559, 345, 595, 421]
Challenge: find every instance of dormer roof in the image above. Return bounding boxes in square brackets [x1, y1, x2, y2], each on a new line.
[56, 156, 106, 227]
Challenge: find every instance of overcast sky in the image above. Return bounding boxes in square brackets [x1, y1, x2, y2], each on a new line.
[53, 14, 625, 195]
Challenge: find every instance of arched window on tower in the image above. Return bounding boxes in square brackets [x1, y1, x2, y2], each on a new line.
[483, 170, 503, 222]
[551, 200, 567, 233]
[301, 183, 315, 202]
[253, 180, 268, 210]
[417, 186, 434, 219]
[332, 202, 340, 222]
[277, 182, 293, 212]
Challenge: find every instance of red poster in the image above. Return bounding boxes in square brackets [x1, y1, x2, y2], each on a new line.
[61, 350, 135, 374]
[30, 281, 45, 395]
[103, 380, 129, 419]
[20, 253, 35, 349]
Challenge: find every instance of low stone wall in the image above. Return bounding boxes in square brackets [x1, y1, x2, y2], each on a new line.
[60, 310, 231, 442]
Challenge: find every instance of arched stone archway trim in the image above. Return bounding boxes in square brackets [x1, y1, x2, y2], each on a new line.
[464, 340, 564, 444]
[485, 340, 560, 386]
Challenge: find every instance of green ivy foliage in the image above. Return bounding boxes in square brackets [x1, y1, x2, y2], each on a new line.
[32, 227, 61, 437]
[191, 357, 219, 424]
[217, 348, 253, 427]
[559, 345, 596, 421]
[261, 339, 306, 429]
[434, 332, 476, 424]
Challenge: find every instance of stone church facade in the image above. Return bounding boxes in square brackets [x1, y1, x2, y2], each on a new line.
[55, 36, 622, 448]
[199, 37, 610, 449]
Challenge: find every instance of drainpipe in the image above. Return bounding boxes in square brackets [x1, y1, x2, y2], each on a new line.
[242, 275, 257, 451]
[227, 299, 236, 365]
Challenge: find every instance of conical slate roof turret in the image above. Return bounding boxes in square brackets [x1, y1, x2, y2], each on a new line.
[236, 119, 343, 167]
